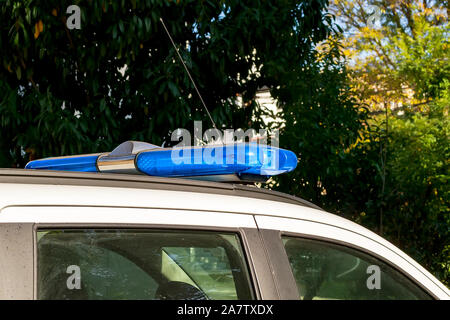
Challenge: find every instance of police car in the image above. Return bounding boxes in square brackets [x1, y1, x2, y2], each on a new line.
[0, 141, 448, 300]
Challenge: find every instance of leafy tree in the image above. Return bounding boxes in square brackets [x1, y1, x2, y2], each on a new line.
[326, 0, 450, 285]
[273, 39, 370, 215]
[0, 0, 332, 167]
[331, 0, 449, 111]
[382, 99, 449, 283]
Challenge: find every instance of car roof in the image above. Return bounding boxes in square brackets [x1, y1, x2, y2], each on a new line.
[0, 168, 417, 246]
[0, 169, 322, 210]
[0, 168, 411, 255]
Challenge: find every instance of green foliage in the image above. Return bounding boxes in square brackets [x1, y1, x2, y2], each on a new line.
[379, 86, 449, 284]
[319, 0, 450, 286]
[272, 39, 370, 213]
[274, 63, 449, 285]
[0, 0, 331, 167]
[389, 13, 450, 101]
[332, 0, 449, 109]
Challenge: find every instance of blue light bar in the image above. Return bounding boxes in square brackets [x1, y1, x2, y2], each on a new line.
[25, 141, 298, 181]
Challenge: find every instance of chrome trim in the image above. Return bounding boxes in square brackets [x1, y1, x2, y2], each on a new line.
[97, 141, 160, 174]
[97, 154, 140, 174]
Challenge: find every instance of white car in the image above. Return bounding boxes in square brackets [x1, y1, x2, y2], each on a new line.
[0, 141, 448, 300]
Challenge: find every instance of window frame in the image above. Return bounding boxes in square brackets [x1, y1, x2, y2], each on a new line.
[33, 222, 263, 300]
[281, 234, 433, 300]
[35, 227, 256, 300]
[0, 205, 275, 300]
[255, 216, 440, 300]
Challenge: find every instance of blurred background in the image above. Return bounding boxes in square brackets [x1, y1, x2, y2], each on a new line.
[0, 0, 448, 285]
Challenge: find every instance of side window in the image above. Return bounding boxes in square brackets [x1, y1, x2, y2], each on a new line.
[282, 237, 431, 300]
[37, 229, 254, 300]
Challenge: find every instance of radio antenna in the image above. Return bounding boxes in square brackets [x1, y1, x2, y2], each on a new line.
[159, 18, 219, 133]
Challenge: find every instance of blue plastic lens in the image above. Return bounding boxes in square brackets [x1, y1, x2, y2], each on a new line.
[136, 144, 297, 177]
[25, 155, 99, 172]
[242, 146, 298, 176]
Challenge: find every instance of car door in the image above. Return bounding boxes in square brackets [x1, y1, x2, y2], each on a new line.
[254, 215, 449, 300]
[0, 206, 278, 300]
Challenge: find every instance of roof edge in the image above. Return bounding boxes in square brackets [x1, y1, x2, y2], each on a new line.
[0, 169, 322, 210]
